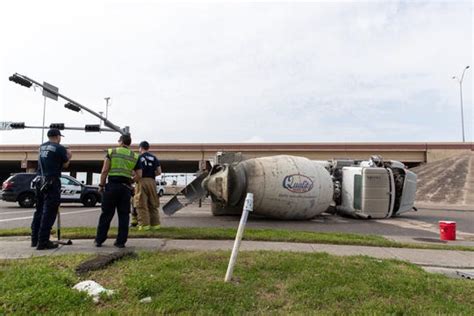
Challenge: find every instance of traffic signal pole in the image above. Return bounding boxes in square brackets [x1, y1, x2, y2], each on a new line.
[37, 125, 116, 132]
[9, 73, 129, 135]
[3, 121, 117, 133]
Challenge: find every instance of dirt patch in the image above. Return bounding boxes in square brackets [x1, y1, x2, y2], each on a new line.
[75, 250, 138, 275]
[412, 152, 473, 205]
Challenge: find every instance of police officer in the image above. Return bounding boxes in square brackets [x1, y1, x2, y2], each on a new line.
[31, 128, 71, 250]
[134, 141, 162, 230]
[95, 134, 141, 248]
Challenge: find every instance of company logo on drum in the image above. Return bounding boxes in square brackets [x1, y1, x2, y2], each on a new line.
[282, 174, 313, 193]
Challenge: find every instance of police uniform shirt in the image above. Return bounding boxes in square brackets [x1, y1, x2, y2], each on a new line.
[105, 149, 141, 184]
[39, 142, 69, 177]
[138, 152, 160, 179]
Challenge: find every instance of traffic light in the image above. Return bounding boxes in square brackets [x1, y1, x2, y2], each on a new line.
[85, 124, 101, 132]
[10, 122, 25, 129]
[64, 102, 81, 112]
[49, 123, 65, 130]
[8, 75, 32, 88]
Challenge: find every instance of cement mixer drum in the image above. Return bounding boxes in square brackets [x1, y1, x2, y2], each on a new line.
[240, 155, 334, 219]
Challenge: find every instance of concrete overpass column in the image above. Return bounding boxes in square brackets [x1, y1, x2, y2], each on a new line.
[86, 172, 93, 185]
[24, 161, 37, 173]
[70, 171, 77, 178]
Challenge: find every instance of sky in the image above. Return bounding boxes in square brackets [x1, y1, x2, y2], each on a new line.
[0, 0, 472, 145]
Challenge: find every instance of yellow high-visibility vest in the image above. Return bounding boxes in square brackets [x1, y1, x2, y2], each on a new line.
[108, 147, 139, 178]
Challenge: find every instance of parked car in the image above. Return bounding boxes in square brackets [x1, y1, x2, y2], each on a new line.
[0, 173, 102, 208]
[156, 180, 166, 197]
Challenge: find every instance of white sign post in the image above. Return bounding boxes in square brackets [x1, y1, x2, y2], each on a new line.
[224, 193, 254, 282]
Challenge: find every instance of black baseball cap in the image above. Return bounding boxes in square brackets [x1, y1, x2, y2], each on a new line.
[139, 141, 150, 150]
[47, 128, 64, 137]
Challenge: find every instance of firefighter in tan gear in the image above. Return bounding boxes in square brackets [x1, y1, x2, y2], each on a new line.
[134, 141, 162, 230]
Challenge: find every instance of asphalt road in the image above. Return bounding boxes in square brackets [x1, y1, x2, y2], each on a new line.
[1, 198, 473, 240]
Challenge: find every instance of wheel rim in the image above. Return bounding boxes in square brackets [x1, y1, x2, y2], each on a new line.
[85, 195, 95, 205]
[22, 195, 33, 206]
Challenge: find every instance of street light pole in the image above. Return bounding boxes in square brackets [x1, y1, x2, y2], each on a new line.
[453, 65, 470, 142]
[104, 97, 111, 120]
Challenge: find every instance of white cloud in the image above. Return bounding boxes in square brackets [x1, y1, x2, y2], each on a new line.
[0, 0, 472, 145]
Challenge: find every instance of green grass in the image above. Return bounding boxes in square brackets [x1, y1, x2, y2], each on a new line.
[1, 251, 473, 315]
[1, 226, 473, 251]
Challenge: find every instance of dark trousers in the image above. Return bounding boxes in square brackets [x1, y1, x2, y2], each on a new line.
[31, 177, 61, 245]
[95, 182, 131, 245]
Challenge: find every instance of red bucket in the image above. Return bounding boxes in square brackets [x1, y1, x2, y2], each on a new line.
[439, 221, 456, 241]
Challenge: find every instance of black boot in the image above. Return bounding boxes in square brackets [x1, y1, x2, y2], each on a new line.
[37, 241, 58, 250]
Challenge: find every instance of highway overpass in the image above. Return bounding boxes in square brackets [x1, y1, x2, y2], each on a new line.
[1, 142, 472, 184]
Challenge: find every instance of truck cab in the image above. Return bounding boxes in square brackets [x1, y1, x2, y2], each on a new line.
[334, 157, 417, 219]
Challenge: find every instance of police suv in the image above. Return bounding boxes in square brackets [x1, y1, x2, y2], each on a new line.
[1, 173, 102, 208]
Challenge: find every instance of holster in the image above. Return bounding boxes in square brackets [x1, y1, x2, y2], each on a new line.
[32, 176, 51, 193]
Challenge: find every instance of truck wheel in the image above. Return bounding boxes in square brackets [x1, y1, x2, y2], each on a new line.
[18, 192, 36, 208]
[82, 194, 97, 207]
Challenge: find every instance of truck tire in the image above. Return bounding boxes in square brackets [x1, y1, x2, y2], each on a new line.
[82, 194, 97, 207]
[18, 192, 36, 208]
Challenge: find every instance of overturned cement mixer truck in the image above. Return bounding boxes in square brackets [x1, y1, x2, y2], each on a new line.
[163, 153, 417, 220]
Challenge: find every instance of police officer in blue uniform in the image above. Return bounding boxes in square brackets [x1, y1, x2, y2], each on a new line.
[31, 128, 71, 250]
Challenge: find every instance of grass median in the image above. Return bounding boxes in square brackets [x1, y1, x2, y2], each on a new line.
[1, 226, 473, 251]
[1, 250, 473, 314]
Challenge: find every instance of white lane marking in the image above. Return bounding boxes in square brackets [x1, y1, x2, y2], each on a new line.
[374, 219, 438, 233]
[170, 211, 213, 217]
[0, 207, 100, 216]
[0, 209, 36, 215]
[0, 208, 101, 223]
[374, 218, 474, 237]
[60, 207, 100, 213]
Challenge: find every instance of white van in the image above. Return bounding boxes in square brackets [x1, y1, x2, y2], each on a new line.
[156, 180, 166, 196]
